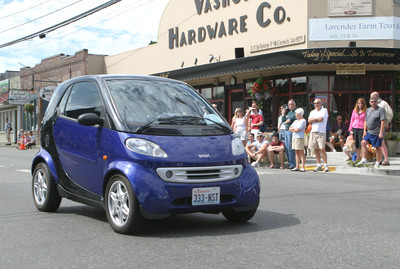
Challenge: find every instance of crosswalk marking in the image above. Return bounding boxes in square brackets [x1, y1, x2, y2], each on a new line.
[16, 169, 31, 173]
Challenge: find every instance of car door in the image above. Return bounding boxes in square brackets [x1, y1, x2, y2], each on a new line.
[53, 81, 105, 195]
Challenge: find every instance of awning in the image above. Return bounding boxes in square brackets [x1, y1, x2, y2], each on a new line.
[156, 47, 400, 81]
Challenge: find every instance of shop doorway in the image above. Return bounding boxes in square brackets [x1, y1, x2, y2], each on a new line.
[228, 89, 245, 124]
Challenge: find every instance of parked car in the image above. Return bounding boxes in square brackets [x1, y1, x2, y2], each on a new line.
[31, 75, 260, 234]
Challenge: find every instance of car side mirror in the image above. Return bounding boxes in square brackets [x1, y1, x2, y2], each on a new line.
[77, 113, 104, 126]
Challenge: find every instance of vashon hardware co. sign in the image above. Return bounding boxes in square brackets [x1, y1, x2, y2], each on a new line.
[169, 0, 296, 49]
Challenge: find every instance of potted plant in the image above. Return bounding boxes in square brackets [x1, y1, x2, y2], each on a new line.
[385, 132, 399, 157]
[24, 103, 35, 114]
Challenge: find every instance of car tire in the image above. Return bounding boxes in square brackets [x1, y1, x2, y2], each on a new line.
[222, 209, 257, 223]
[32, 162, 62, 212]
[105, 174, 143, 234]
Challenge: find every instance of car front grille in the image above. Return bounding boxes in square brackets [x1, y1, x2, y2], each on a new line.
[156, 165, 243, 183]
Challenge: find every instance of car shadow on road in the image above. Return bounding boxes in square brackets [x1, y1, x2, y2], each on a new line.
[57, 205, 108, 223]
[138, 209, 300, 238]
[56, 206, 300, 238]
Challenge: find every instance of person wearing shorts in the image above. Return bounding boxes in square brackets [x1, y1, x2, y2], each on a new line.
[289, 108, 306, 172]
[360, 97, 386, 168]
[267, 133, 285, 169]
[308, 98, 329, 172]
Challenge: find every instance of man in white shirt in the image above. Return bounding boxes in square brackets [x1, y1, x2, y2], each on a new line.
[370, 92, 393, 166]
[245, 132, 269, 168]
[308, 98, 329, 172]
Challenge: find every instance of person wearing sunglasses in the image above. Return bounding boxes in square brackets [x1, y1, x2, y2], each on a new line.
[308, 98, 329, 172]
[329, 114, 348, 152]
[360, 97, 386, 168]
[370, 92, 393, 166]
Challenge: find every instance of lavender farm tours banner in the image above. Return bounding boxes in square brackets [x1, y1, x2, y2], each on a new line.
[309, 17, 400, 41]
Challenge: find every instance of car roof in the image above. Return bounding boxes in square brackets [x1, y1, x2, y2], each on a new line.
[60, 74, 184, 86]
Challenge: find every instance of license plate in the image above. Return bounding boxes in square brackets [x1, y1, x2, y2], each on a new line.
[192, 187, 220, 206]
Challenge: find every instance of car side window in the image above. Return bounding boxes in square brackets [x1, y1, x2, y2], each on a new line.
[64, 82, 104, 119]
[58, 86, 72, 116]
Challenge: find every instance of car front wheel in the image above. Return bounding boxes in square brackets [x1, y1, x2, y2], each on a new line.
[32, 162, 61, 212]
[105, 174, 143, 234]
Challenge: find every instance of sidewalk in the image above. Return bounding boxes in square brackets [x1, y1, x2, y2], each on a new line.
[304, 152, 400, 177]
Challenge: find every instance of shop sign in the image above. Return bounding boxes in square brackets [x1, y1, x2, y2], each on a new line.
[329, 0, 373, 16]
[301, 48, 400, 64]
[336, 64, 365, 75]
[39, 86, 57, 101]
[169, 1, 292, 49]
[0, 79, 8, 93]
[309, 17, 400, 41]
[8, 90, 29, 105]
[250, 35, 305, 53]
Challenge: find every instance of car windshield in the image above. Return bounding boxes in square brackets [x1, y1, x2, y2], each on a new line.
[105, 79, 228, 131]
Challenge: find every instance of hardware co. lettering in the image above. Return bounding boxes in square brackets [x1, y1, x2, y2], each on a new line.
[169, 1, 290, 49]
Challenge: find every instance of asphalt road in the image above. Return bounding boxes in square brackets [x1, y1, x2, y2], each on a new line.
[1, 147, 400, 268]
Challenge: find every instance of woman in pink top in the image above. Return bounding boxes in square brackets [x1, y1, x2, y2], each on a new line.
[348, 98, 367, 161]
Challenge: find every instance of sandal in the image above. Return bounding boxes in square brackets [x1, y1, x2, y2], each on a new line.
[268, 164, 274, 168]
[381, 161, 390, 166]
[280, 166, 284, 170]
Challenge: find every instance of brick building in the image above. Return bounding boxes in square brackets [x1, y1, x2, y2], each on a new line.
[19, 49, 106, 139]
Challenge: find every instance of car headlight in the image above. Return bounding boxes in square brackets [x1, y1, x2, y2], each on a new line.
[232, 137, 245, 156]
[125, 138, 167, 158]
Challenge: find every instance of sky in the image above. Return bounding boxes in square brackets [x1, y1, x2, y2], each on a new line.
[0, 0, 169, 72]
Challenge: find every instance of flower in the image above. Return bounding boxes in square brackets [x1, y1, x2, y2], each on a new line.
[247, 77, 274, 109]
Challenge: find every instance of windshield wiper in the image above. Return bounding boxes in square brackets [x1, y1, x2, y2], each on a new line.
[201, 116, 232, 133]
[135, 115, 231, 134]
[136, 116, 204, 133]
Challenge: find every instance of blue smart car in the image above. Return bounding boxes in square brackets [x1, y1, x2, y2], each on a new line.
[31, 75, 260, 234]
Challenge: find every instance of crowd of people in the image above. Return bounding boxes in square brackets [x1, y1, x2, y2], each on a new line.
[16, 129, 36, 150]
[231, 91, 394, 171]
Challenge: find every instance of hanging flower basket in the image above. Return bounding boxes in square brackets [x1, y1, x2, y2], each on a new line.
[247, 77, 275, 109]
[24, 103, 34, 114]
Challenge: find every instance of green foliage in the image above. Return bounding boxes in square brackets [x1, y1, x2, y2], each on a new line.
[24, 103, 34, 114]
[385, 132, 398, 141]
[347, 160, 373, 168]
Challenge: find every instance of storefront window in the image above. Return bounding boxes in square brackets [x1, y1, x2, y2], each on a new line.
[201, 87, 212, 101]
[350, 76, 371, 92]
[197, 86, 225, 117]
[275, 79, 289, 94]
[309, 76, 328, 92]
[213, 86, 224, 99]
[372, 75, 392, 92]
[330, 93, 350, 124]
[291, 77, 307, 93]
[330, 76, 351, 92]
[292, 94, 308, 116]
[331, 75, 371, 92]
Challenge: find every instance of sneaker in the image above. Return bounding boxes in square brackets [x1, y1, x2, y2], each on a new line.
[374, 163, 380, 169]
[381, 161, 390, 166]
[333, 149, 337, 152]
[291, 167, 300, 171]
[324, 166, 329, 172]
[300, 168, 305, 172]
[357, 161, 367, 167]
[251, 161, 259, 167]
[313, 165, 322, 172]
